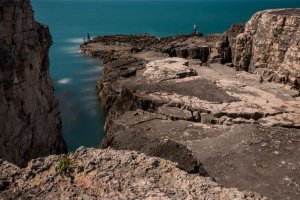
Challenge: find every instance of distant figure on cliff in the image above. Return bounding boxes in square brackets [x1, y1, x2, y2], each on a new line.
[87, 33, 91, 41]
[193, 24, 197, 34]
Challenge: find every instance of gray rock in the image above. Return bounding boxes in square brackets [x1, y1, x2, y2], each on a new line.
[157, 106, 193, 121]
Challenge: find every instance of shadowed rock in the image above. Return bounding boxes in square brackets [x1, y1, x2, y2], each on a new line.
[0, 0, 67, 167]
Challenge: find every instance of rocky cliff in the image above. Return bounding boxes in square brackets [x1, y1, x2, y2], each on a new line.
[0, 0, 67, 166]
[81, 9, 300, 200]
[0, 147, 268, 200]
[233, 9, 300, 88]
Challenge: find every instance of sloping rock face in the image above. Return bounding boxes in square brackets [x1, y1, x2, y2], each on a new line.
[233, 9, 300, 88]
[0, 0, 67, 166]
[0, 147, 268, 200]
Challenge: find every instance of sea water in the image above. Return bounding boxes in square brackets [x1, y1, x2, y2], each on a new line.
[31, 0, 300, 151]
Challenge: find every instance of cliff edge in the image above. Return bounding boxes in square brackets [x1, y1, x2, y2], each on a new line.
[0, 0, 67, 166]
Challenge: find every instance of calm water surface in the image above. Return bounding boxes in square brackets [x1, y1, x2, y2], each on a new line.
[31, 0, 300, 151]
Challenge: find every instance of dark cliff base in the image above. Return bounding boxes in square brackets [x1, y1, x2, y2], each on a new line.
[81, 10, 300, 200]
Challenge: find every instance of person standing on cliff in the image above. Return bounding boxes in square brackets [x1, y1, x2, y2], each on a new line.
[193, 24, 197, 34]
[87, 33, 91, 41]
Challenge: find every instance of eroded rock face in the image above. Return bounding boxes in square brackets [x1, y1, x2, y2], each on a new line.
[233, 9, 300, 88]
[0, 147, 268, 200]
[0, 0, 67, 166]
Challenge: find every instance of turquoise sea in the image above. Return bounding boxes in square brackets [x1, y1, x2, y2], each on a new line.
[31, 0, 300, 151]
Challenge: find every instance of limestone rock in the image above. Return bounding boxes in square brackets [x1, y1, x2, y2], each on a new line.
[233, 9, 300, 88]
[0, 0, 67, 166]
[0, 148, 268, 200]
[143, 57, 197, 82]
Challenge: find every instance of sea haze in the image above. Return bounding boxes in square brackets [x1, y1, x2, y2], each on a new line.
[31, 0, 300, 151]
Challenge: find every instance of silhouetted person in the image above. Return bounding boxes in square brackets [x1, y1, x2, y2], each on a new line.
[193, 24, 197, 34]
[87, 33, 90, 41]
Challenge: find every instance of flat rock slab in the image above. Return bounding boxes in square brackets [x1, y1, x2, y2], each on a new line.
[131, 78, 238, 104]
[143, 57, 195, 82]
[104, 110, 300, 200]
[128, 64, 300, 128]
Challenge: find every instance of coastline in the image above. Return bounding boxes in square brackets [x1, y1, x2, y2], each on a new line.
[80, 8, 300, 200]
[1, 0, 299, 198]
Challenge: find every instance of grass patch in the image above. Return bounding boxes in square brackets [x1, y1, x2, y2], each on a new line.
[57, 154, 74, 175]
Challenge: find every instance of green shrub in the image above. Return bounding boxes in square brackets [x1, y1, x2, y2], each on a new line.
[57, 154, 74, 174]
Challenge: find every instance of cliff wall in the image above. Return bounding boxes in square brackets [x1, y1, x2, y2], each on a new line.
[233, 9, 300, 88]
[0, 0, 67, 166]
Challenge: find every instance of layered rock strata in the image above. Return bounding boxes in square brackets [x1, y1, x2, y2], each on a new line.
[81, 9, 300, 200]
[0, 147, 268, 200]
[0, 0, 67, 166]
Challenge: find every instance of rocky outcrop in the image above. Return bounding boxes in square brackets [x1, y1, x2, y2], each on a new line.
[81, 9, 300, 199]
[95, 54, 300, 198]
[233, 9, 300, 88]
[0, 147, 268, 200]
[0, 0, 67, 166]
